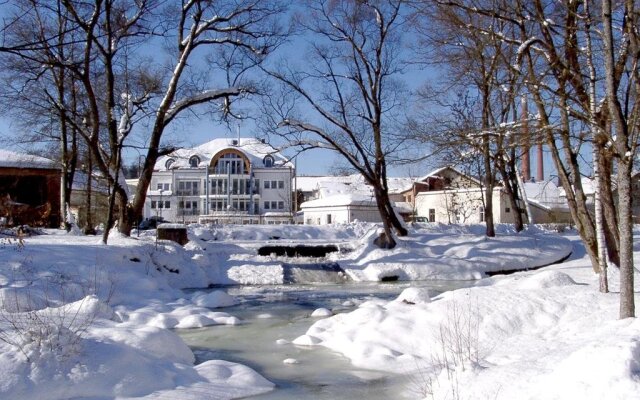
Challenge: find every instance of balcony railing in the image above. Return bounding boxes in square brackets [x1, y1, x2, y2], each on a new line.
[177, 209, 200, 216]
[176, 189, 201, 196]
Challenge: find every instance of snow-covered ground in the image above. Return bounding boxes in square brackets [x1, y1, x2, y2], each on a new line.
[0, 222, 636, 399]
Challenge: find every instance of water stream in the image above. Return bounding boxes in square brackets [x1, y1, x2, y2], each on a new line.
[179, 281, 471, 399]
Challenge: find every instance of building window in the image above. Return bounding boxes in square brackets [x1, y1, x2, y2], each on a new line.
[151, 201, 157, 209]
[327, 214, 332, 224]
[179, 200, 198, 215]
[156, 183, 170, 191]
[264, 201, 270, 210]
[189, 155, 200, 168]
[271, 201, 278, 210]
[264, 180, 270, 189]
[306, 218, 312, 225]
[177, 181, 199, 196]
[271, 180, 277, 189]
[263, 155, 274, 167]
[164, 201, 170, 209]
[278, 201, 284, 210]
[165, 159, 175, 170]
[505, 207, 511, 213]
[479, 207, 485, 222]
[278, 180, 284, 189]
[428, 208, 435, 222]
[214, 152, 245, 175]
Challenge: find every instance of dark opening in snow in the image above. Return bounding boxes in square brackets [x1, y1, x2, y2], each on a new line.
[258, 244, 340, 258]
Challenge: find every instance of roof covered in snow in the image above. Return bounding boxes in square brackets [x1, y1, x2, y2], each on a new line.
[155, 137, 293, 171]
[296, 174, 413, 195]
[523, 180, 562, 203]
[0, 149, 58, 170]
[386, 177, 414, 194]
[300, 193, 377, 208]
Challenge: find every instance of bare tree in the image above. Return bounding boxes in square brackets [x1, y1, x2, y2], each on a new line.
[412, 1, 534, 236]
[263, 0, 410, 248]
[425, 0, 638, 317]
[0, 0, 83, 231]
[1, 0, 286, 242]
[601, 0, 639, 318]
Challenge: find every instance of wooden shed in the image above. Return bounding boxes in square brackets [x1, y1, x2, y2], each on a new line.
[0, 150, 61, 228]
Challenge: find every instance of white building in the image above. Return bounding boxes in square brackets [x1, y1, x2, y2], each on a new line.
[298, 174, 411, 225]
[413, 166, 555, 224]
[145, 137, 295, 224]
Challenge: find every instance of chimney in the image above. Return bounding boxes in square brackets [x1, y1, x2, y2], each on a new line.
[520, 96, 531, 181]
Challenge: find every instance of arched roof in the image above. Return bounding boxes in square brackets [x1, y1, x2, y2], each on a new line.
[209, 148, 250, 171]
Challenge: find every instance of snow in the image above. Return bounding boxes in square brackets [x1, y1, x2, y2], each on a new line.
[311, 307, 333, 317]
[192, 290, 239, 308]
[155, 137, 292, 171]
[0, 149, 58, 169]
[0, 222, 637, 399]
[395, 287, 431, 304]
[289, 235, 640, 399]
[301, 193, 376, 208]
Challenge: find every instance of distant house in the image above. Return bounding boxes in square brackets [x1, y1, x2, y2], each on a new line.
[0, 149, 61, 227]
[413, 166, 555, 224]
[147, 137, 295, 225]
[555, 173, 640, 224]
[297, 174, 411, 225]
[300, 193, 382, 225]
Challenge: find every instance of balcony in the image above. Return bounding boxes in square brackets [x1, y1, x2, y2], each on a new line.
[177, 209, 200, 217]
[176, 189, 201, 196]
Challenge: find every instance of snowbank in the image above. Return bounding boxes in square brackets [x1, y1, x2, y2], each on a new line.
[0, 223, 581, 399]
[289, 243, 640, 399]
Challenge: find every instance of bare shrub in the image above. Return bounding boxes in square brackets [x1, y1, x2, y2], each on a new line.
[0, 234, 25, 252]
[409, 297, 483, 400]
[0, 267, 115, 363]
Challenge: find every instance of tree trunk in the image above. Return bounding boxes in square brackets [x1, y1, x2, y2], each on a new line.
[483, 135, 495, 237]
[496, 160, 524, 232]
[617, 160, 635, 318]
[373, 185, 397, 249]
[602, 0, 635, 318]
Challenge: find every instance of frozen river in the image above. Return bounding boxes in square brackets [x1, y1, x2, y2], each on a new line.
[179, 281, 471, 399]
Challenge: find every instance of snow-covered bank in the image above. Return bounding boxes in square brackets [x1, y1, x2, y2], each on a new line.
[0, 232, 275, 399]
[184, 222, 573, 284]
[342, 224, 572, 281]
[0, 223, 583, 399]
[291, 234, 640, 399]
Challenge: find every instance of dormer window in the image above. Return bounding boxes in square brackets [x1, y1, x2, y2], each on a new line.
[263, 155, 274, 168]
[165, 158, 175, 170]
[189, 155, 200, 168]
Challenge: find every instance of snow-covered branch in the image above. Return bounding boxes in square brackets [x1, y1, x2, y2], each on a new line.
[164, 87, 245, 127]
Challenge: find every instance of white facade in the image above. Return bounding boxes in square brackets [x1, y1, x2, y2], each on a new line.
[300, 194, 383, 225]
[145, 138, 294, 224]
[415, 187, 515, 224]
[413, 166, 555, 224]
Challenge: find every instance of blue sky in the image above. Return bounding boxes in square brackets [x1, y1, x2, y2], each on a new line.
[0, 2, 561, 180]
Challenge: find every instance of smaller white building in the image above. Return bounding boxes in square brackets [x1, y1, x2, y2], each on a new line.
[300, 193, 382, 225]
[298, 174, 410, 225]
[413, 166, 557, 224]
